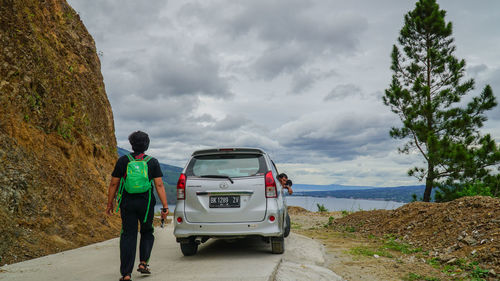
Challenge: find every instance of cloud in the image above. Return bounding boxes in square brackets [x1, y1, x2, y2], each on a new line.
[212, 114, 249, 131]
[105, 45, 232, 100]
[276, 112, 396, 162]
[324, 84, 363, 101]
[290, 69, 335, 94]
[467, 64, 488, 77]
[252, 45, 310, 80]
[67, 0, 500, 186]
[179, 0, 368, 80]
[145, 45, 232, 98]
[112, 95, 199, 123]
[71, 0, 169, 41]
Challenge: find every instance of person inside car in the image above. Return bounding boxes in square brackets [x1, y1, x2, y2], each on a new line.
[278, 173, 293, 195]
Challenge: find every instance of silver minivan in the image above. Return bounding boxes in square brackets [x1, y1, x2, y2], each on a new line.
[173, 148, 290, 256]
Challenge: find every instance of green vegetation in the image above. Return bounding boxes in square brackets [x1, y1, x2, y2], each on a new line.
[383, 236, 422, 254]
[316, 203, 328, 212]
[341, 210, 351, 217]
[328, 216, 334, 224]
[427, 257, 440, 268]
[348, 246, 393, 258]
[424, 257, 490, 280]
[436, 180, 499, 202]
[405, 273, 440, 281]
[57, 116, 75, 141]
[383, 0, 500, 202]
[347, 235, 424, 261]
[324, 216, 335, 228]
[344, 226, 356, 233]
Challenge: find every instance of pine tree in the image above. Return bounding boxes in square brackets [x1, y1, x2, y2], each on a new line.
[383, 0, 500, 202]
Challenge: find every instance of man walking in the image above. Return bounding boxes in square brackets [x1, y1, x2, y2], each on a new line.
[106, 131, 169, 281]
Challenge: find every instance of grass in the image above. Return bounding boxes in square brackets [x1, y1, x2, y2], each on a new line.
[383, 237, 422, 254]
[291, 222, 302, 229]
[427, 257, 440, 268]
[405, 273, 441, 281]
[348, 245, 393, 258]
[316, 203, 328, 212]
[345, 226, 356, 232]
[424, 257, 490, 280]
[323, 216, 335, 227]
[341, 210, 351, 217]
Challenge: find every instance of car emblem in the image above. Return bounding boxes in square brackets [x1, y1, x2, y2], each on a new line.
[219, 182, 229, 189]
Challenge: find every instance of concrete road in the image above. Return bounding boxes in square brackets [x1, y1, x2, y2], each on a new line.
[0, 220, 344, 281]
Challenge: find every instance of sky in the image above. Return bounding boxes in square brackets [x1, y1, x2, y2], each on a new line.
[67, 0, 500, 186]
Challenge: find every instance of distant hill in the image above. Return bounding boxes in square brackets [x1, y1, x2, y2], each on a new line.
[293, 184, 381, 192]
[293, 185, 432, 203]
[118, 147, 181, 204]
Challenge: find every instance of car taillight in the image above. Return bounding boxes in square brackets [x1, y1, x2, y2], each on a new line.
[177, 217, 183, 223]
[269, 215, 275, 222]
[265, 171, 277, 198]
[177, 173, 186, 200]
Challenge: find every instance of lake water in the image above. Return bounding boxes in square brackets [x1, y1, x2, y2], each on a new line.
[156, 196, 405, 213]
[285, 196, 406, 212]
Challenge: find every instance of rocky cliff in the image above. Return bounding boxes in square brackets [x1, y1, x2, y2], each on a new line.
[0, 0, 121, 264]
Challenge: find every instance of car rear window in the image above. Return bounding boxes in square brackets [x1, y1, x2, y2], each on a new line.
[185, 154, 267, 178]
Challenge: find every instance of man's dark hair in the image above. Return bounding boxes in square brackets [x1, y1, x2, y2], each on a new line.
[278, 173, 288, 179]
[128, 131, 150, 153]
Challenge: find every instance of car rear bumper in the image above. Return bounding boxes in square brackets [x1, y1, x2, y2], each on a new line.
[173, 203, 284, 238]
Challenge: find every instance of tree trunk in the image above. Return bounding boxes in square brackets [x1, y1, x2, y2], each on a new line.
[423, 162, 434, 202]
[423, 177, 433, 202]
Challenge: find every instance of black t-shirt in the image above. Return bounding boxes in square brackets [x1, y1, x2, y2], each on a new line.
[112, 152, 163, 200]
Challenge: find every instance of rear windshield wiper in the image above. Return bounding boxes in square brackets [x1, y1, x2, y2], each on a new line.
[199, 174, 234, 184]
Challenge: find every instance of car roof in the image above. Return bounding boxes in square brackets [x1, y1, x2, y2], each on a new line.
[192, 147, 266, 156]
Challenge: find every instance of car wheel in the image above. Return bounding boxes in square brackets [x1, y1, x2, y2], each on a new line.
[180, 240, 198, 256]
[284, 213, 291, 238]
[271, 235, 285, 254]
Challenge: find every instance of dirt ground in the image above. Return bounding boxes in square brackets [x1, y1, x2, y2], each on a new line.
[288, 196, 499, 281]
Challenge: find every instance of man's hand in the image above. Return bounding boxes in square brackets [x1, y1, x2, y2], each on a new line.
[161, 207, 169, 220]
[106, 202, 114, 216]
[106, 177, 120, 216]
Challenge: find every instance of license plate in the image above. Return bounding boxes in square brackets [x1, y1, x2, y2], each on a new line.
[209, 195, 240, 208]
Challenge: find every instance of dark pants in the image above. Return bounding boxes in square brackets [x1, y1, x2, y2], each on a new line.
[119, 194, 156, 276]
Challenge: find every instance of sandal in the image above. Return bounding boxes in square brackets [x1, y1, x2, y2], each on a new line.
[137, 262, 151, 274]
[119, 274, 132, 281]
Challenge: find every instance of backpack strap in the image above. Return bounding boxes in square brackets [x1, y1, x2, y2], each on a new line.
[116, 154, 134, 212]
[126, 154, 134, 162]
[142, 155, 153, 222]
[115, 177, 125, 213]
[143, 188, 152, 223]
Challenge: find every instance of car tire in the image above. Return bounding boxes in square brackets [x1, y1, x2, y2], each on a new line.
[271, 235, 285, 254]
[284, 213, 291, 238]
[180, 240, 198, 256]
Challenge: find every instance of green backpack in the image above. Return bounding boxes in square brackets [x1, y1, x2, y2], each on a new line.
[116, 154, 154, 222]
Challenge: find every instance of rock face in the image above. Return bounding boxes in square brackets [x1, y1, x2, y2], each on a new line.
[0, 0, 120, 264]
